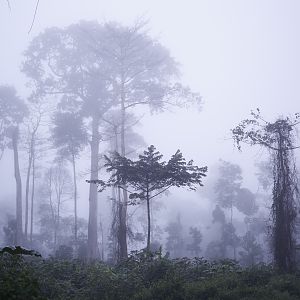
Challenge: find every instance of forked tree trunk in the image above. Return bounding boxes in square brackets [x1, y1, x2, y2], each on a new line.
[12, 127, 22, 245]
[87, 116, 100, 260]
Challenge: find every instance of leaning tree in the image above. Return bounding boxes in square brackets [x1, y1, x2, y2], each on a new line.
[232, 109, 300, 272]
[91, 145, 207, 252]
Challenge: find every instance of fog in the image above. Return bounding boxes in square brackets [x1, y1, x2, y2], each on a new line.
[0, 0, 299, 266]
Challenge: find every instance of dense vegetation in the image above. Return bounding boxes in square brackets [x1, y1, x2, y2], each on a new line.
[1, 249, 300, 300]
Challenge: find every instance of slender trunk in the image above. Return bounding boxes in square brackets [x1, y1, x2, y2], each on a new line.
[48, 169, 56, 250]
[71, 153, 78, 252]
[109, 131, 120, 262]
[24, 148, 33, 241]
[30, 151, 35, 244]
[150, 198, 154, 242]
[99, 219, 105, 260]
[87, 116, 100, 260]
[230, 204, 236, 260]
[146, 189, 151, 251]
[233, 245, 236, 260]
[57, 192, 61, 249]
[119, 85, 128, 259]
[12, 127, 22, 245]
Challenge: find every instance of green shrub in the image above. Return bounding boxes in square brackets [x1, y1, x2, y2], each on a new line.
[1, 249, 300, 299]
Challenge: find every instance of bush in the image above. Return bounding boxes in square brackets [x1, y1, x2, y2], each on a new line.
[1, 248, 300, 299]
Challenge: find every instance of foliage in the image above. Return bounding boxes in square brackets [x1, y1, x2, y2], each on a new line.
[93, 145, 207, 251]
[2, 217, 17, 245]
[104, 145, 207, 203]
[0, 253, 44, 300]
[221, 223, 240, 258]
[232, 109, 300, 151]
[205, 240, 226, 260]
[235, 188, 258, 216]
[186, 226, 202, 257]
[1, 250, 300, 299]
[52, 111, 87, 160]
[239, 231, 264, 266]
[214, 160, 258, 218]
[232, 109, 300, 272]
[54, 245, 74, 260]
[0, 85, 27, 157]
[0, 246, 41, 257]
[212, 205, 226, 224]
[165, 215, 185, 258]
[255, 160, 274, 191]
[214, 160, 242, 211]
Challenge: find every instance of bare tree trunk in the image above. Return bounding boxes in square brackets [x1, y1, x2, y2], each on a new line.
[230, 203, 236, 260]
[25, 109, 41, 244]
[71, 153, 78, 252]
[146, 189, 151, 252]
[87, 116, 100, 260]
[12, 127, 22, 245]
[99, 218, 105, 260]
[30, 151, 35, 244]
[57, 192, 61, 249]
[48, 169, 56, 250]
[110, 126, 121, 262]
[150, 198, 154, 242]
[24, 149, 32, 241]
[119, 87, 128, 259]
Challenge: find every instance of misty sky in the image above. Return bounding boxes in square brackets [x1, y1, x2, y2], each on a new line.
[1, 0, 300, 218]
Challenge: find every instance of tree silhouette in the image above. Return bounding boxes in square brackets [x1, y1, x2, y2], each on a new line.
[0, 86, 27, 245]
[52, 111, 87, 250]
[91, 145, 207, 251]
[232, 109, 300, 272]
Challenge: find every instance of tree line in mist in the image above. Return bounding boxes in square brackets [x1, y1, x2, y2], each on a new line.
[1, 20, 300, 274]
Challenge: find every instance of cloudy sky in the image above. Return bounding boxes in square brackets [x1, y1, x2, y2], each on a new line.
[1, 0, 300, 219]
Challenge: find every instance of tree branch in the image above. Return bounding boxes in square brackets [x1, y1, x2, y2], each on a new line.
[149, 185, 172, 200]
[28, 0, 40, 34]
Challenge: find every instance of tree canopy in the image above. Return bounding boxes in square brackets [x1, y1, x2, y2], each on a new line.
[90, 145, 207, 251]
[104, 145, 207, 204]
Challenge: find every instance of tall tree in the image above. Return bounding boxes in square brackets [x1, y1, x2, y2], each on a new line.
[22, 23, 116, 259]
[232, 109, 300, 272]
[102, 110, 146, 262]
[98, 145, 207, 252]
[165, 215, 185, 258]
[87, 21, 202, 259]
[23, 100, 45, 243]
[38, 161, 72, 251]
[239, 231, 263, 266]
[214, 160, 242, 224]
[187, 226, 202, 257]
[214, 160, 242, 259]
[52, 111, 87, 251]
[0, 86, 27, 245]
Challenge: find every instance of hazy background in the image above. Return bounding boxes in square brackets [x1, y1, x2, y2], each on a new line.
[1, 0, 299, 226]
